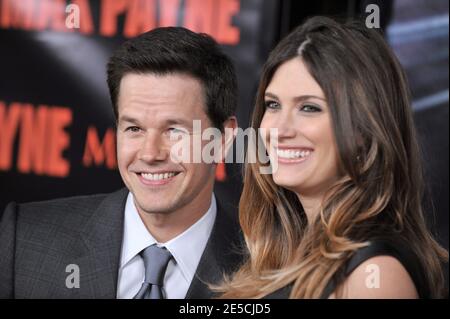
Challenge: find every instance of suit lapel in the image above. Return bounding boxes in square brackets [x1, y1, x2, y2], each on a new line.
[186, 201, 244, 299]
[69, 191, 243, 299]
[72, 188, 128, 298]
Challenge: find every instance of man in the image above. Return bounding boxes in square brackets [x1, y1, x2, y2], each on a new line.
[0, 27, 243, 299]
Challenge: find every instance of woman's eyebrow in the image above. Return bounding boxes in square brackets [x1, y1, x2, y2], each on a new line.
[265, 91, 326, 102]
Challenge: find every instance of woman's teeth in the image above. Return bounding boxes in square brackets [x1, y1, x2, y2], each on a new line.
[276, 149, 311, 159]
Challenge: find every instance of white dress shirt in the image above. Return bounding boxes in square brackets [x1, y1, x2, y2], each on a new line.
[116, 192, 217, 299]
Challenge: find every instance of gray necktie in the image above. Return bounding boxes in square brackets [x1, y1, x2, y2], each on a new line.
[133, 245, 173, 299]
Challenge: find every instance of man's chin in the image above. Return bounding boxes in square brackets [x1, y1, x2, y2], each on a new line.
[139, 209, 171, 215]
[135, 199, 179, 215]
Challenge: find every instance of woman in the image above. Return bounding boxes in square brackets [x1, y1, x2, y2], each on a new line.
[217, 16, 448, 298]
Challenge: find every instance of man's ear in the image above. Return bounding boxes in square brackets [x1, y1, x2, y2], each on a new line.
[220, 116, 238, 162]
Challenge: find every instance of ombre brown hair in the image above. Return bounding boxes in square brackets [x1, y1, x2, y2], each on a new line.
[217, 16, 448, 298]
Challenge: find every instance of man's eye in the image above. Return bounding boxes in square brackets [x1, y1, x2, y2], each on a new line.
[167, 127, 189, 137]
[300, 104, 322, 112]
[125, 126, 141, 132]
[264, 100, 280, 110]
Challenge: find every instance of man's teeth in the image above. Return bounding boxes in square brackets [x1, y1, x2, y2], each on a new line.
[276, 149, 311, 159]
[141, 172, 177, 181]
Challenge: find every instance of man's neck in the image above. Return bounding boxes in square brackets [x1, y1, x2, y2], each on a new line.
[136, 195, 213, 243]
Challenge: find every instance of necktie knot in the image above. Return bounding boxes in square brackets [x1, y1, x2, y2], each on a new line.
[141, 245, 173, 286]
[133, 245, 173, 299]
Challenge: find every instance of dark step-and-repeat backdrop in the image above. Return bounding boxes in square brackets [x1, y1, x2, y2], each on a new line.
[0, 0, 280, 213]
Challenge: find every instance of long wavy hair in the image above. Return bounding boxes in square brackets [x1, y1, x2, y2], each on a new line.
[217, 16, 448, 298]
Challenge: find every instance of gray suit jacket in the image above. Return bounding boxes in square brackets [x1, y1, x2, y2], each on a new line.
[0, 188, 244, 298]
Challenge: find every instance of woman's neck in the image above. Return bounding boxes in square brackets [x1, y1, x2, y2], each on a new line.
[296, 193, 323, 224]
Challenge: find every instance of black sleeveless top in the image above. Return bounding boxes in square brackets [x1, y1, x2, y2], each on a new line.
[265, 239, 429, 299]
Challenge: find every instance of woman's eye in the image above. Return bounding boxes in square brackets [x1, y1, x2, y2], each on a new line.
[264, 100, 280, 110]
[300, 104, 321, 112]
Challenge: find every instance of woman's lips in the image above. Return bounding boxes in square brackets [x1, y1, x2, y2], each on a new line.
[273, 147, 313, 164]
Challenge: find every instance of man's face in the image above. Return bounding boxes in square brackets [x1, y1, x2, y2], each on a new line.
[116, 72, 217, 217]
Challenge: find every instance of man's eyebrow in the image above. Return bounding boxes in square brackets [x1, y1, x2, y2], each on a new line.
[265, 92, 326, 102]
[165, 118, 194, 127]
[118, 115, 194, 127]
[118, 115, 141, 125]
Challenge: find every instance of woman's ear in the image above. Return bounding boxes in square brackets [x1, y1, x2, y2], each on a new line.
[356, 134, 365, 148]
[354, 130, 366, 157]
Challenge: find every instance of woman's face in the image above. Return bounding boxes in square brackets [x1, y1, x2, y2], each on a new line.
[260, 58, 340, 197]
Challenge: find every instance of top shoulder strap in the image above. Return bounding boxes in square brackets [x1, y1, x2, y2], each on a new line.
[321, 239, 428, 298]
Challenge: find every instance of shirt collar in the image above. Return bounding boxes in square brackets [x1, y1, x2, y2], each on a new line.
[120, 192, 156, 269]
[120, 192, 217, 283]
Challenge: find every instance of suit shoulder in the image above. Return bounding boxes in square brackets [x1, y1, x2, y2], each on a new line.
[17, 192, 109, 220]
[11, 189, 127, 231]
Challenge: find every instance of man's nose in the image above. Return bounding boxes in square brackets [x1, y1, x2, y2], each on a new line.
[137, 131, 168, 163]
